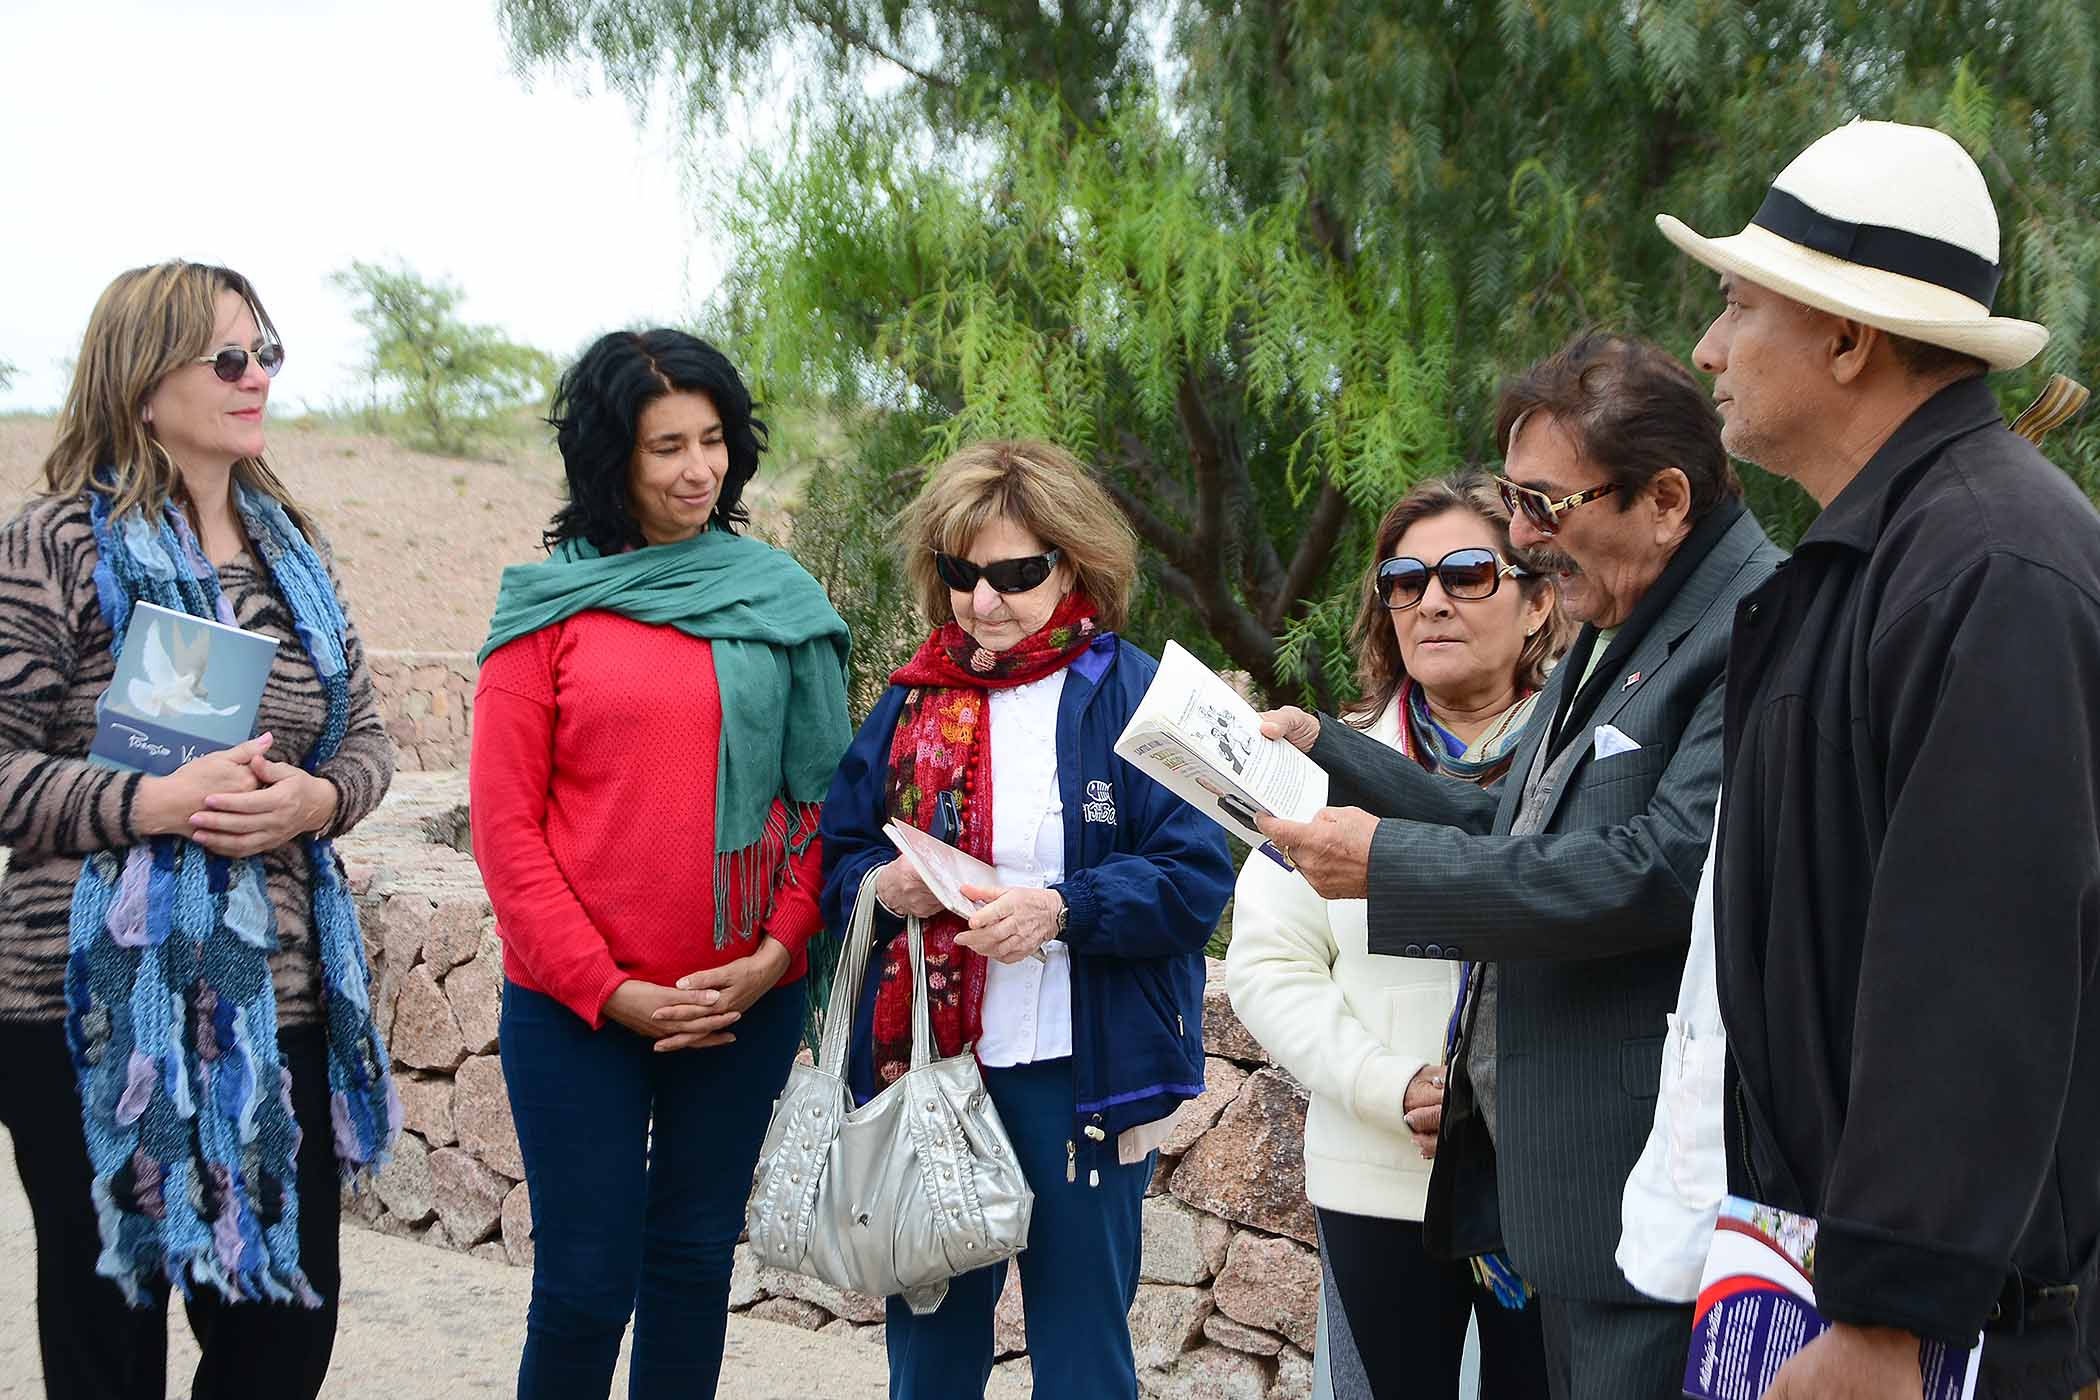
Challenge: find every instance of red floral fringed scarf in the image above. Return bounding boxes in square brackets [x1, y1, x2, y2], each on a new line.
[870, 591, 1100, 1087]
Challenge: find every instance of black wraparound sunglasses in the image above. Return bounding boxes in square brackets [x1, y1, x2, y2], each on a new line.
[194, 342, 285, 383]
[1377, 547, 1530, 610]
[932, 547, 1062, 594]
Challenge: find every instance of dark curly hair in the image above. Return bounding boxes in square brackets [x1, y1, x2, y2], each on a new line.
[542, 329, 768, 553]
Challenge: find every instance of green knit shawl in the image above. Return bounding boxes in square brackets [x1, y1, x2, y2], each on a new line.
[479, 529, 852, 861]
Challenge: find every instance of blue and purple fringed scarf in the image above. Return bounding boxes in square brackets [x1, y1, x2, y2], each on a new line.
[64, 482, 398, 1306]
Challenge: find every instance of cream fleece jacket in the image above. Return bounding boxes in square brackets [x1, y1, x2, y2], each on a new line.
[1223, 701, 1461, 1222]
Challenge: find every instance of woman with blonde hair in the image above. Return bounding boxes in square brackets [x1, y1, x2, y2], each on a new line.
[1227, 468, 1569, 1398]
[819, 439, 1233, 1399]
[0, 261, 397, 1399]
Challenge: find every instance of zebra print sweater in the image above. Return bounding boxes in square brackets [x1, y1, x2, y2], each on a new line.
[0, 494, 394, 1024]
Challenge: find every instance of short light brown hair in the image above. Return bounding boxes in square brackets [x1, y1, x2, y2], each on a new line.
[1343, 469, 1573, 729]
[901, 439, 1138, 632]
[42, 260, 313, 538]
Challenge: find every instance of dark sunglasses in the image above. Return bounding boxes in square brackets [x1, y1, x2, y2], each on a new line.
[193, 342, 285, 383]
[932, 547, 1062, 594]
[1492, 472, 1617, 537]
[1377, 547, 1530, 610]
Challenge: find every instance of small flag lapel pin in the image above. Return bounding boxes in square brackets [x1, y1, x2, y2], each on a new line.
[1622, 671, 1642, 690]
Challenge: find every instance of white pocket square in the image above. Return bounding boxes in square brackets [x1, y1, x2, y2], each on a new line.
[1593, 724, 1643, 759]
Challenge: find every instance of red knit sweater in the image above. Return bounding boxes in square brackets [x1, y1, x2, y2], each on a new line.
[470, 611, 823, 1028]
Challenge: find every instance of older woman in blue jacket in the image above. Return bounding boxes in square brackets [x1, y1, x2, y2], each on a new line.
[819, 439, 1233, 1400]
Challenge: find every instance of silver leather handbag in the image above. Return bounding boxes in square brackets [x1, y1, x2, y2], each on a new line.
[746, 869, 1034, 1314]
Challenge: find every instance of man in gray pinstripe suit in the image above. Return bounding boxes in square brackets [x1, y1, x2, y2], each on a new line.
[1261, 332, 1782, 1400]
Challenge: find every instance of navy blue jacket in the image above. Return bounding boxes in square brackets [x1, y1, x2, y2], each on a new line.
[819, 634, 1233, 1161]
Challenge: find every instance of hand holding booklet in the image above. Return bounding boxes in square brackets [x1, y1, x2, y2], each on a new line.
[881, 821, 1047, 963]
[1111, 641, 1327, 866]
[87, 602, 278, 777]
[1683, 1195, 1980, 1400]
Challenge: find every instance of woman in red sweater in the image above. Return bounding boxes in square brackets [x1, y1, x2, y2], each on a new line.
[469, 330, 851, 1400]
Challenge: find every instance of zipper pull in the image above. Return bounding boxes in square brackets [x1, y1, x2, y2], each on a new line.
[1089, 1168, 1100, 1188]
[1066, 1140, 1076, 1184]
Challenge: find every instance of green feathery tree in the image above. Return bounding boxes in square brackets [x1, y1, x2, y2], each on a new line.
[332, 260, 559, 456]
[505, 0, 2099, 710]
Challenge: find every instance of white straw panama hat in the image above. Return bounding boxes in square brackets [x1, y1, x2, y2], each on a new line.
[1655, 119, 2049, 372]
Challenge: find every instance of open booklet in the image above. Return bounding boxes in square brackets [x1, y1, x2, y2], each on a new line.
[881, 821, 1047, 962]
[1112, 640, 1327, 866]
[1684, 1195, 1981, 1400]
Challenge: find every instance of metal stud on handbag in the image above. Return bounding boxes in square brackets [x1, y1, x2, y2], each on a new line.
[746, 868, 1035, 1314]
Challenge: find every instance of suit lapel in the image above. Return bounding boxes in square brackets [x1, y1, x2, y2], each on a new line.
[1492, 667, 1565, 833]
[1524, 512, 1770, 832]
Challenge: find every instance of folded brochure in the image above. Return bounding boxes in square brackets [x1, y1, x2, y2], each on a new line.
[1112, 640, 1327, 865]
[882, 821, 1047, 962]
[88, 601, 278, 777]
[1684, 1195, 1980, 1399]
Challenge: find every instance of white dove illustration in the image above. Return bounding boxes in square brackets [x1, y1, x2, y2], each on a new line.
[127, 619, 238, 718]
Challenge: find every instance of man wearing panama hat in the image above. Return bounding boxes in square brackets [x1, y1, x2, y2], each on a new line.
[1660, 120, 2100, 1399]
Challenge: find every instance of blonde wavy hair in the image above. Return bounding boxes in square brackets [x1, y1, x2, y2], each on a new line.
[900, 439, 1139, 632]
[42, 260, 313, 538]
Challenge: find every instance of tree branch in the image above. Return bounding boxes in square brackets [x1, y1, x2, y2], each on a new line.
[1307, 197, 1354, 269]
[785, 0, 958, 90]
[1108, 439, 1285, 696]
[1269, 476, 1350, 631]
[1176, 368, 1229, 557]
[1114, 430, 1197, 523]
[1101, 473, 1195, 576]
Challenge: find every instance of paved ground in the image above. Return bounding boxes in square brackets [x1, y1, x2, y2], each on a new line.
[0, 1126, 1029, 1399]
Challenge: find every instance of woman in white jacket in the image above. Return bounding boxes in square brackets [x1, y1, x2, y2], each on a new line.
[1228, 470, 1569, 1400]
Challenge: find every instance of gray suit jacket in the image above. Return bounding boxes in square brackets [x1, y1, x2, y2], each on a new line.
[1310, 507, 1782, 1301]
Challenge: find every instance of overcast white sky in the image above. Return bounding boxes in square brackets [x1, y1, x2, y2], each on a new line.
[0, 0, 733, 414]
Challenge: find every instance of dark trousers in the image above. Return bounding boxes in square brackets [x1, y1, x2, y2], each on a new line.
[1539, 1293, 1695, 1400]
[499, 977, 805, 1400]
[884, 1056, 1151, 1400]
[0, 1019, 342, 1400]
[1317, 1207, 1550, 1398]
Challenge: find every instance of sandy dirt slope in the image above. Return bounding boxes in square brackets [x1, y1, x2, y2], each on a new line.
[0, 415, 805, 656]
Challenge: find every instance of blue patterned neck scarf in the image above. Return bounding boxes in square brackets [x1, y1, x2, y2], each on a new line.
[65, 481, 398, 1306]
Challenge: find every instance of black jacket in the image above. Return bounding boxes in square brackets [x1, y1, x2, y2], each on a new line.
[1715, 377, 2100, 1397]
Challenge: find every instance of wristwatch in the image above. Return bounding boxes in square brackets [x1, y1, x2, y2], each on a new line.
[1052, 896, 1069, 938]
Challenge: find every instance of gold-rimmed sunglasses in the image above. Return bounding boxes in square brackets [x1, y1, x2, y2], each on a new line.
[1492, 472, 1618, 537]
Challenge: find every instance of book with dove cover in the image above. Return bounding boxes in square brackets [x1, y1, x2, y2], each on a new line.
[88, 602, 279, 776]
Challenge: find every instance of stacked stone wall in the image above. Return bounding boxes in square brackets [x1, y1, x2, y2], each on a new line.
[339, 782, 1320, 1398]
[367, 650, 475, 772]
[338, 774, 532, 1266]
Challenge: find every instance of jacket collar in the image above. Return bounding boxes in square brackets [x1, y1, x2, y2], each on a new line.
[1495, 507, 1774, 832]
[1539, 498, 1750, 753]
[1796, 376, 2003, 555]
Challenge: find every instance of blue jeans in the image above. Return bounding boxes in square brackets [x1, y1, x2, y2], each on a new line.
[499, 978, 805, 1400]
[884, 1056, 1152, 1400]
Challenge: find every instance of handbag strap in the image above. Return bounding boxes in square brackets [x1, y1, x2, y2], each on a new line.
[816, 871, 883, 1074]
[820, 868, 940, 1076]
[907, 915, 934, 1072]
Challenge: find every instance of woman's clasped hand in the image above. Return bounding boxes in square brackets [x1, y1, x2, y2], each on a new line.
[955, 882, 1064, 964]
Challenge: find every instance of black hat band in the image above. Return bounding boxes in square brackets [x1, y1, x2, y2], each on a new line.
[1751, 185, 2002, 309]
